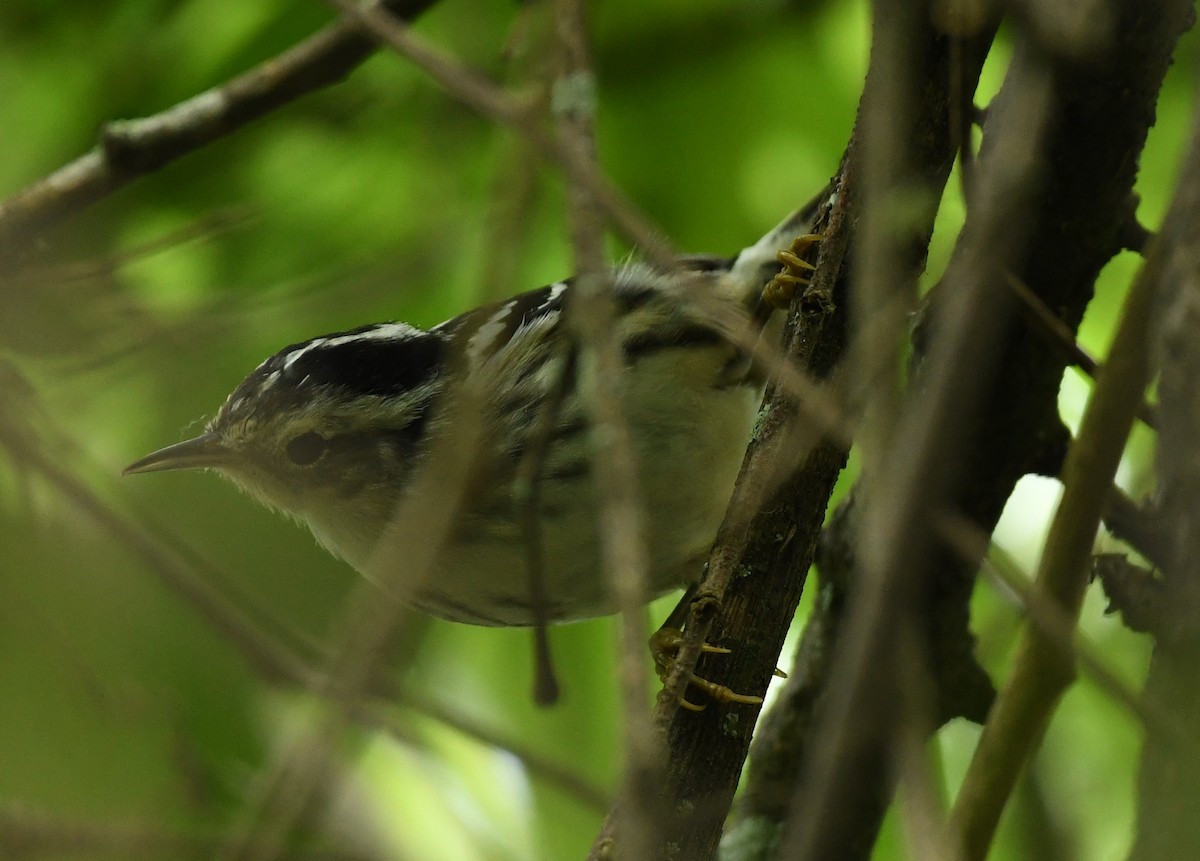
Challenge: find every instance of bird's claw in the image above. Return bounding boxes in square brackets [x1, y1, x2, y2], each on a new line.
[762, 232, 824, 309]
[650, 627, 785, 711]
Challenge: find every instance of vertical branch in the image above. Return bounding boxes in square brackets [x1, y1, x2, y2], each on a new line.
[550, 2, 662, 858]
[844, 0, 942, 844]
[852, 0, 924, 456]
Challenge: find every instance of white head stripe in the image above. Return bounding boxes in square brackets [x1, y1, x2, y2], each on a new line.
[326, 322, 422, 347]
[280, 323, 424, 371]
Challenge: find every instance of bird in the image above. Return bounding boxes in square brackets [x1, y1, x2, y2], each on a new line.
[125, 214, 818, 635]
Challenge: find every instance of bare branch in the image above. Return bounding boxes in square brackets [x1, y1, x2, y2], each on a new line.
[752, 0, 1190, 856]
[1008, 273, 1158, 429]
[949, 97, 1180, 861]
[0, 0, 438, 262]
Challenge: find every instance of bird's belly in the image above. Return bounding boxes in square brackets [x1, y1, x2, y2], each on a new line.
[418, 511, 706, 626]
[413, 374, 761, 626]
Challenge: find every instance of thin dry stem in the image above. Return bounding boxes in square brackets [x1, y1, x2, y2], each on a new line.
[938, 512, 1197, 756]
[547, 1, 662, 856]
[1008, 273, 1158, 428]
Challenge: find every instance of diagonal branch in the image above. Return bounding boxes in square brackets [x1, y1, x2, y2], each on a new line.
[323, 0, 677, 267]
[0, 0, 438, 261]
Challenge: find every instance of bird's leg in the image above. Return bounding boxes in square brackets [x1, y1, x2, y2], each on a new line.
[650, 586, 786, 711]
[760, 232, 824, 312]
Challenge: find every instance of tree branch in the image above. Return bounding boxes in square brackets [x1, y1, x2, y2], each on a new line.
[947, 4, 1196, 854]
[723, 11, 997, 860]
[733, 0, 1192, 856]
[949, 153, 1162, 861]
[0, 0, 438, 263]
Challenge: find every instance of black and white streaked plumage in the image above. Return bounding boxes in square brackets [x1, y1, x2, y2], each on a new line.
[125, 215, 807, 626]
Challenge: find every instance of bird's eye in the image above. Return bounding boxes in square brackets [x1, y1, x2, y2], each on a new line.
[286, 432, 328, 466]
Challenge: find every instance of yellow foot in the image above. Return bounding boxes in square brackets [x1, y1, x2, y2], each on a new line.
[762, 232, 824, 309]
[650, 627, 786, 712]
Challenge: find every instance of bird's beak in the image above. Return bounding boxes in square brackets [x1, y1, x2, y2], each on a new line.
[123, 432, 231, 475]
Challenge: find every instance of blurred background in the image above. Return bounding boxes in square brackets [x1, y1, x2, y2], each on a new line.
[0, 0, 1194, 858]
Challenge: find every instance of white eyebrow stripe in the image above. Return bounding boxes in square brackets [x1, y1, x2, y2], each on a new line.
[279, 323, 425, 371]
[325, 322, 422, 347]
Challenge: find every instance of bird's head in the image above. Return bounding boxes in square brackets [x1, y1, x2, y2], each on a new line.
[125, 322, 446, 566]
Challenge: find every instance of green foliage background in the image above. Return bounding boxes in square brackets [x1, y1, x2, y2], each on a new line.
[0, 1, 1194, 858]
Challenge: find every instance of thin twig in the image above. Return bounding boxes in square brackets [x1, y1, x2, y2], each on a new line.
[322, 0, 678, 270]
[851, 8, 950, 856]
[1007, 273, 1158, 429]
[0, 380, 606, 821]
[10, 206, 257, 286]
[0, 421, 313, 689]
[938, 511, 1198, 752]
[513, 353, 574, 706]
[893, 626, 956, 861]
[382, 689, 611, 811]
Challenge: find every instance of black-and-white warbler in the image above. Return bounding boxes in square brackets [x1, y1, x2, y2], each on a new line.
[125, 213, 816, 628]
